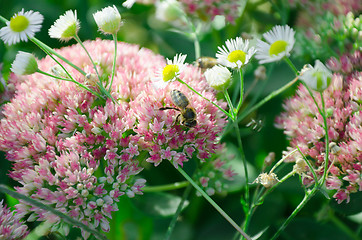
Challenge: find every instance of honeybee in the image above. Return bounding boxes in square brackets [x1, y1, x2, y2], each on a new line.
[160, 89, 197, 128]
[195, 57, 218, 72]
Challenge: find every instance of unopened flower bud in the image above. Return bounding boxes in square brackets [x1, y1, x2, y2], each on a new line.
[93, 5, 122, 34]
[300, 60, 332, 92]
[204, 65, 232, 91]
[11, 51, 38, 76]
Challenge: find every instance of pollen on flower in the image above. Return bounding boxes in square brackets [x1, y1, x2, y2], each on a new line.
[162, 64, 179, 82]
[269, 40, 288, 56]
[10, 15, 29, 32]
[227, 50, 246, 64]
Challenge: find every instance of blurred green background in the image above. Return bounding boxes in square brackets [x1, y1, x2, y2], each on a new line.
[0, 0, 361, 239]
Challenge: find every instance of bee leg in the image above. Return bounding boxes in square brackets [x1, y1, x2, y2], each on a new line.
[159, 107, 178, 111]
[175, 114, 182, 125]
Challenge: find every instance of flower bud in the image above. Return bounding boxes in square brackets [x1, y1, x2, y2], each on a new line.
[300, 60, 332, 92]
[11, 51, 38, 75]
[204, 65, 232, 91]
[93, 5, 122, 34]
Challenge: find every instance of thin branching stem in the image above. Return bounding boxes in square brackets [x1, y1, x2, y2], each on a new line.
[143, 181, 189, 192]
[0, 185, 107, 240]
[165, 181, 193, 240]
[176, 167, 251, 240]
[108, 33, 118, 92]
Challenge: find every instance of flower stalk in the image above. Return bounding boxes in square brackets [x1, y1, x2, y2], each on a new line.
[176, 167, 251, 240]
[0, 185, 107, 240]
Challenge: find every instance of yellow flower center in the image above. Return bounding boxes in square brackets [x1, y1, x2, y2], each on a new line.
[10, 15, 29, 33]
[162, 64, 179, 82]
[227, 50, 246, 64]
[269, 40, 288, 56]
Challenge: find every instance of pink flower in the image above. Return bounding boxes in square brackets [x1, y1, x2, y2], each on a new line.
[0, 200, 29, 239]
[276, 51, 362, 203]
[178, 0, 242, 24]
[0, 39, 230, 235]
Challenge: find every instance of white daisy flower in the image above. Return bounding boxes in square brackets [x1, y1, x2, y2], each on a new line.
[93, 5, 122, 34]
[49, 10, 80, 41]
[255, 25, 295, 64]
[11, 51, 38, 76]
[0, 9, 43, 45]
[299, 60, 332, 92]
[153, 53, 187, 89]
[216, 37, 256, 69]
[204, 65, 232, 91]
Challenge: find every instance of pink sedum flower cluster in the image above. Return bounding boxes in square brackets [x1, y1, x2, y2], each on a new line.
[0, 40, 230, 236]
[179, 0, 241, 24]
[288, 0, 362, 16]
[276, 51, 362, 204]
[0, 200, 29, 239]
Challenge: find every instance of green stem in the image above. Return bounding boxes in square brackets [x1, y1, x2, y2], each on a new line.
[142, 181, 189, 192]
[302, 82, 324, 116]
[242, 148, 298, 236]
[319, 92, 330, 186]
[31, 39, 105, 101]
[238, 77, 298, 123]
[284, 57, 298, 75]
[176, 167, 251, 240]
[108, 33, 118, 92]
[234, 121, 249, 205]
[296, 146, 319, 185]
[271, 186, 318, 240]
[0, 15, 7, 24]
[30, 37, 86, 75]
[271, 89, 330, 240]
[192, 24, 201, 59]
[0, 185, 107, 240]
[235, 69, 244, 115]
[223, 90, 235, 120]
[74, 34, 102, 82]
[37, 69, 103, 99]
[177, 78, 232, 119]
[73, 34, 116, 102]
[165, 182, 193, 240]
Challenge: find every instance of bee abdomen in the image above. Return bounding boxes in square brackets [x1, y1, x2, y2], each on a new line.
[171, 89, 189, 109]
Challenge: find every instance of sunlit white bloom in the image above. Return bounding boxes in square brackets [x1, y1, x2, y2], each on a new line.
[153, 53, 187, 89]
[0, 9, 43, 45]
[299, 60, 332, 92]
[204, 65, 232, 91]
[49, 10, 80, 41]
[255, 25, 295, 64]
[11, 51, 38, 75]
[216, 37, 256, 69]
[93, 5, 122, 34]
